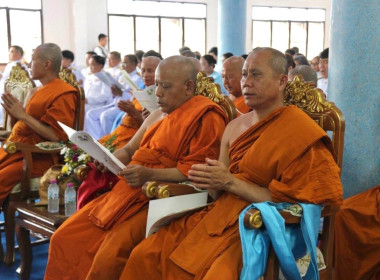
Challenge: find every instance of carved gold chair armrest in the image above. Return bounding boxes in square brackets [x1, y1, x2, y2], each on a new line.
[73, 164, 92, 181]
[3, 141, 62, 200]
[142, 181, 203, 199]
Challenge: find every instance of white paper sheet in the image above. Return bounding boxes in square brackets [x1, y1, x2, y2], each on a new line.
[146, 192, 208, 237]
[95, 70, 125, 90]
[58, 122, 125, 175]
[132, 85, 158, 113]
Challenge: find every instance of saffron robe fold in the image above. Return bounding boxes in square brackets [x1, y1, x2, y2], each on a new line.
[0, 78, 77, 205]
[121, 105, 343, 280]
[334, 185, 380, 280]
[77, 99, 142, 209]
[44, 95, 228, 280]
[233, 95, 250, 116]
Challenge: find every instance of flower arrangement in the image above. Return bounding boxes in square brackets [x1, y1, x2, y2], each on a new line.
[59, 144, 90, 183]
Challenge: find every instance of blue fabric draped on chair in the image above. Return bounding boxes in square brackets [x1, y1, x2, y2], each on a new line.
[239, 202, 321, 280]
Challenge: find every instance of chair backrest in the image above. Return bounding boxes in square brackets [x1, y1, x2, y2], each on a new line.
[59, 67, 85, 130]
[3, 63, 35, 130]
[284, 76, 345, 169]
[195, 71, 237, 121]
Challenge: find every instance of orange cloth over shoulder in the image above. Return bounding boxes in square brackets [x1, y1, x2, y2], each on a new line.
[121, 106, 343, 279]
[89, 95, 228, 229]
[334, 185, 380, 280]
[99, 98, 142, 150]
[0, 78, 77, 205]
[233, 95, 250, 116]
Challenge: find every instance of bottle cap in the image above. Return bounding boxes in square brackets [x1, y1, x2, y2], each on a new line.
[50, 179, 57, 184]
[67, 182, 74, 187]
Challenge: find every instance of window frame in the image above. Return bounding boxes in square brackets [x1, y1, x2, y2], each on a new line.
[0, 3, 44, 64]
[251, 6, 325, 58]
[107, 4, 207, 55]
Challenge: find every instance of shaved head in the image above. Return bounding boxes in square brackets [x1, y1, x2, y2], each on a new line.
[34, 43, 62, 74]
[157, 55, 197, 87]
[222, 56, 244, 97]
[251, 47, 287, 76]
[188, 57, 201, 73]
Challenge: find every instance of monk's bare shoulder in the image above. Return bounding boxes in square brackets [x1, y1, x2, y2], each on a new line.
[224, 111, 255, 145]
[144, 108, 166, 129]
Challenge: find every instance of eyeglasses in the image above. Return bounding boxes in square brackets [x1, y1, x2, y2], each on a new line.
[319, 59, 328, 65]
[122, 62, 129, 67]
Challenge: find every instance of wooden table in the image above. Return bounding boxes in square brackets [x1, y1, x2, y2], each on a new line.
[14, 202, 68, 280]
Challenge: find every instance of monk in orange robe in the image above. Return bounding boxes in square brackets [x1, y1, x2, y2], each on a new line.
[334, 185, 380, 280]
[0, 43, 77, 206]
[121, 47, 343, 280]
[77, 56, 161, 209]
[222, 56, 250, 116]
[44, 55, 228, 280]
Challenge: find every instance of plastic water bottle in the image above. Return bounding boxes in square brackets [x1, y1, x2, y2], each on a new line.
[65, 182, 77, 217]
[47, 179, 59, 213]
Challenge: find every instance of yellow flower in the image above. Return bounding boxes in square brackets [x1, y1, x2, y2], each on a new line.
[61, 165, 69, 174]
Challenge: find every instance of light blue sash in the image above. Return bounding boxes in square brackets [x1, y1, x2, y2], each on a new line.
[239, 202, 321, 280]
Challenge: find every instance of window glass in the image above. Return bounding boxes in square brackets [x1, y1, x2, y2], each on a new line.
[109, 16, 134, 57]
[252, 21, 271, 48]
[0, 9, 8, 63]
[184, 19, 205, 54]
[161, 18, 182, 58]
[272, 21, 289, 53]
[0, 0, 41, 9]
[183, 3, 206, 18]
[9, 9, 41, 63]
[135, 17, 159, 52]
[308, 22, 324, 59]
[252, 7, 272, 20]
[290, 22, 307, 54]
[307, 9, 325, 21]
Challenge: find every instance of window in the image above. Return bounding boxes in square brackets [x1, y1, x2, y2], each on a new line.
[251, 6, 325, 59]
[107, 0, 206, 58]
[0, 0, 42, 63]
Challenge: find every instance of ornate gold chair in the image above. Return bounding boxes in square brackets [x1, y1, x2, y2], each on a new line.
[0, 63, 35, 139]
[0, 67, 85, 265]
[142, 77, 345, 279]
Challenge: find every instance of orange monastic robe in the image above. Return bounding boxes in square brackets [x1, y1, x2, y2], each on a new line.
[98, 98, 142, 150]
[121, 105, 343, 280]
[0, 78, 77, 205]
[44, 95, 228, 280]
[334, 185, 380, 280]
[233, 95, 250, 116]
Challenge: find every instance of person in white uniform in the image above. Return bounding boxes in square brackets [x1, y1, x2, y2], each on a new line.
[317, 48, 329, 97]
[83, 55, 113, 137]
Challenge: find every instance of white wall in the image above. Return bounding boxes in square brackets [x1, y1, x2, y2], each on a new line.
[41, 0, 330, 67]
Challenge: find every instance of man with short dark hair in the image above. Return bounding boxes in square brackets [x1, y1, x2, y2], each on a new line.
[61, 50, 85, 84]
[94, 33, 109, 58]
[0, 45, 26, 95]
[0, 43, 78, 207]
[44, 56, 228, 280]
[318, 48, 329, 96]
[121, 47, 343, 279]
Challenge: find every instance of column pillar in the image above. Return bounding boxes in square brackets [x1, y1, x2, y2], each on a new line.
[329, 0, 380, 197]
[218, 0, 246, 61]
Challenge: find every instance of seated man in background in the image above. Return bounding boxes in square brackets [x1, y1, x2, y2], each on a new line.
[44, 56, 228, 280]
[222, 56, 250, 116]
[83, 55, 112, 134]
[334, 185, 380, 280]
[317, 48, 329, 96]
[0, 43, 78, 207]
[121, 47, 343, 279]
[85, 53, 144, 139]
[61, 49, 85, 84]
[288, 65, 318, 85]
[81, 51, 96, 80]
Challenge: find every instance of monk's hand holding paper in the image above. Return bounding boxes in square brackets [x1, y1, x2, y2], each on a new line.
[119, 164, 153, 187]
[1, 92, 27, 120]
[94, 159, 108, 173]
[188, 158, 234, 191]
